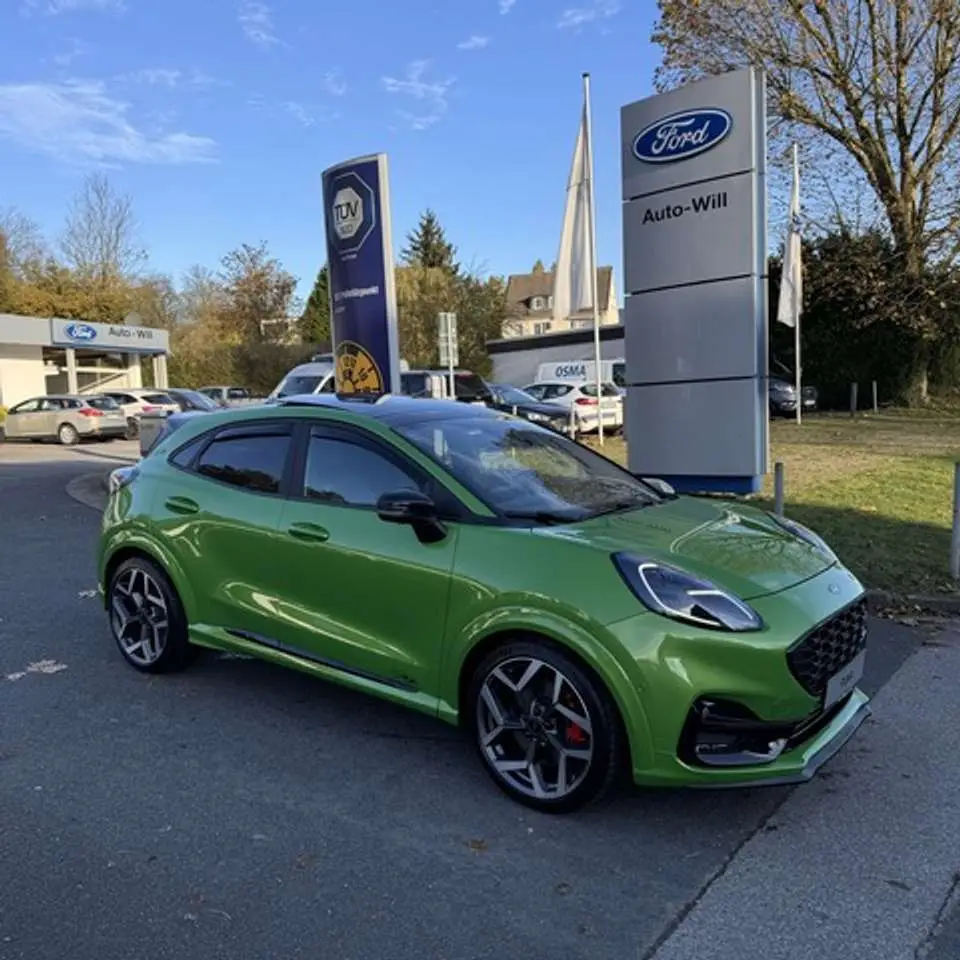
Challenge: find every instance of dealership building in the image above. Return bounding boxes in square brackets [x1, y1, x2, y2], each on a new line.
[0, 313, 170, 409]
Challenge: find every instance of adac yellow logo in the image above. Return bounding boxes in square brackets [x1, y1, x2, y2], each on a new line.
[335, 340, 384, 393]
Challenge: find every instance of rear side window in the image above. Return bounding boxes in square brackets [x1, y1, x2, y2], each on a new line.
[194, 431, 291, 494]
[542, 384, 573, 400]
[143, 393, 174, 404]
[226, 388, 248, 399]
[87, 396, 120, 410]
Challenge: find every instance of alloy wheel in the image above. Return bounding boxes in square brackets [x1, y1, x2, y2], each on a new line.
[110, 566, 170, 666]
[476, 656, 594, 801]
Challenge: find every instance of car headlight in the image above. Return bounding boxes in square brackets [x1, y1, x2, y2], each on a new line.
[525, 412, 548, 422]
[770, 515, 836, 561]
[612, 554, 763, 632]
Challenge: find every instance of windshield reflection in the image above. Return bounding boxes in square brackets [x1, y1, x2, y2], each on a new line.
[395, 416, 661, 522]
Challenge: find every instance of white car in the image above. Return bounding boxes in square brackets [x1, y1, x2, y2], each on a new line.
[100, 388, 180, 439]
[521, 379, 623, 434]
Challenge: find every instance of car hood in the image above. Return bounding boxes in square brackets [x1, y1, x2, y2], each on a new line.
[539, 496, 834, 600]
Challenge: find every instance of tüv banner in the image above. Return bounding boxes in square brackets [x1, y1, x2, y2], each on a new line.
[321, 153, 401, 394]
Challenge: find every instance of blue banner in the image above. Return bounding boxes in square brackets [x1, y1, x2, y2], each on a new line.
[321, 153, 400, 394]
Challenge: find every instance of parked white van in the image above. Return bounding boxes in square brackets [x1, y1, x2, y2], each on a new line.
[268, 360, 337, 399]
[536, 358, 625, 388]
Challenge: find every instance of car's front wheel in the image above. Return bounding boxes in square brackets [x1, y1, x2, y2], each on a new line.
[107, 556, 193, 673]
[467, 639, 624, 813]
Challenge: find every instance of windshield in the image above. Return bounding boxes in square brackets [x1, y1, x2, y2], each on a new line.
[275, 374, 323, 398]
[494, 385, 539, 406]
[453, 372, 490, 401]
[394, 415, 661, 521]
[172, 390, 219, 411]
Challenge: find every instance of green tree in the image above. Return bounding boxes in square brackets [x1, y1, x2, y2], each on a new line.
[0, 230, 14, 312]
[653, 0, 960, 398]
[218, 242, 299, 344]
[299, 263, 331, 346]
[531, 259, 546, 273]
[400, 209, 459, 273]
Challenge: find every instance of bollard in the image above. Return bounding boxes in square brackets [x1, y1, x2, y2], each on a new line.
[871, 380, 878, 413]
[850, 382, 858, 417]
[774, 461, 785, 517]
[952, 462, 960, 580]
[568, 405, 576, 439]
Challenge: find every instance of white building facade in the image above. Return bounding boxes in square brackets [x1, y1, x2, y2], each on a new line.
[0, 314, 170, 409]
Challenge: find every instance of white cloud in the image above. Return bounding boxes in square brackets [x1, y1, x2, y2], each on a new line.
[499, 0, 516, 13]
[283, 101, 314, 127]
[557, 0, 620, 29]
[52, 37, 93, 66]
[239, 1, 280, 46]
[0, 80, 217, 165]
[382, 60, 455, 131]
[457, 35, 490, 50]
[128, 68, 182, 88]
[23, 0, 124, 13]
[321, 70, 346, 96]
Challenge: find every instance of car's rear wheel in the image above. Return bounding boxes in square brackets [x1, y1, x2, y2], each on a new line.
[107, 556, 192, 673]
[57, 422, 79, 446]
[467, 639, 623, 813]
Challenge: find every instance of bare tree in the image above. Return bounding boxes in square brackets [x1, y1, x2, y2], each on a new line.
[653, 0, 960, 274]
[60, 174, 146, 283]
[0, 207, 47, 275]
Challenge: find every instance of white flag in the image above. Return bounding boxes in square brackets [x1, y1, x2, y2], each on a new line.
[777, 146, 802, 328]
[552, 102, 594, 323]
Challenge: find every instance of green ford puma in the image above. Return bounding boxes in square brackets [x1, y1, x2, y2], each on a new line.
[98, 394, 870, 812]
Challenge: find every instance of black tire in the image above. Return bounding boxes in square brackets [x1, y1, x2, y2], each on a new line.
[107, 555, 194, 674]
[125, 417, 140, 440]
[57, 422, 79, 446]
[465, 638, 624, 813]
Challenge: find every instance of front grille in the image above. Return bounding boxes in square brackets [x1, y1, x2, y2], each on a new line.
[786, 598, 868, 699]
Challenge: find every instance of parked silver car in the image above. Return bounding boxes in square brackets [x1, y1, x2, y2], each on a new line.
[2, 394, 128, 445]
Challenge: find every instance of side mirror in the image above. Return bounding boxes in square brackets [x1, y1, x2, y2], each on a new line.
[376, 490, 447, 543]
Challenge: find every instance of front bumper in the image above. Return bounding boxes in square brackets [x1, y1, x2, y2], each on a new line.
[606, 563, 871, 788]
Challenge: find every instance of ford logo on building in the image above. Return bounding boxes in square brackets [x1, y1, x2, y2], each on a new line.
[632, 108, 733, 164]
[64, 322, 97, 342]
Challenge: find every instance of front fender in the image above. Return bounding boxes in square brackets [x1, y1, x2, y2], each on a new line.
[439, 604, 656, 773]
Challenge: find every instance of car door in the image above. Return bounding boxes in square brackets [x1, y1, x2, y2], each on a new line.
[155, 419, 297, 641]
[37, 398, 64, 437]
[271, 422, 461, 695]
[4, 398, 41, 437]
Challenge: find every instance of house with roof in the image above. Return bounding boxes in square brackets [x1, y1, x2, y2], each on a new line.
[502, 265, 619, 339]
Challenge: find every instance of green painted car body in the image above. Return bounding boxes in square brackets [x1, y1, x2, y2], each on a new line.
[98, 397, 870, 792]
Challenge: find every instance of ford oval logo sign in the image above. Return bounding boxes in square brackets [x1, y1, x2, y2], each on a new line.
[64, 322, 97, 342]
[633, 108, 733, 164]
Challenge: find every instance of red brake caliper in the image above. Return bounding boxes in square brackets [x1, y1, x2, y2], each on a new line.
[565, 722, 586, 745]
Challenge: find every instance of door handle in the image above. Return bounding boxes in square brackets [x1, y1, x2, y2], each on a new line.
[164, 496, 199, 516]
[288, 522, 330, 543]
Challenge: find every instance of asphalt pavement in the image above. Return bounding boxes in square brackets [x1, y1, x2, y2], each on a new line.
[0, 438, 951, 960]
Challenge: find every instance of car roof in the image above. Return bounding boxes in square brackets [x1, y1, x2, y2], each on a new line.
[275, 392, 501, 426]
[281, 363, 335, 376]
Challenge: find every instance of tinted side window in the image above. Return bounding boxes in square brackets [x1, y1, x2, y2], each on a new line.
[303, 434, 421, 507]
[318, 376, 336, 394]
[195, 432, 290, 493]
[168, 434, 206, 466]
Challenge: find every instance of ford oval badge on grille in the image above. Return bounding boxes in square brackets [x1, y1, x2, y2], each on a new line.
[632, 108, 733, 164]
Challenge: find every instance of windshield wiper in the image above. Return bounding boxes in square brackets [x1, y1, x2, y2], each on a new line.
[588, 498, 654, 518]
[503, 510, 578, 525]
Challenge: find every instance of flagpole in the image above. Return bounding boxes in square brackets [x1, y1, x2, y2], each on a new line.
[582, 71, 603, 445]
[792, 143, 802, 426]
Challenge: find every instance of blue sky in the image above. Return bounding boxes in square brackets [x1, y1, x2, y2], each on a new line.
[0, 0, 662, 300]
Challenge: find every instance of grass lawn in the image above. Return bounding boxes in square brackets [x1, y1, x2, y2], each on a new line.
[583, 411, 960, 597]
